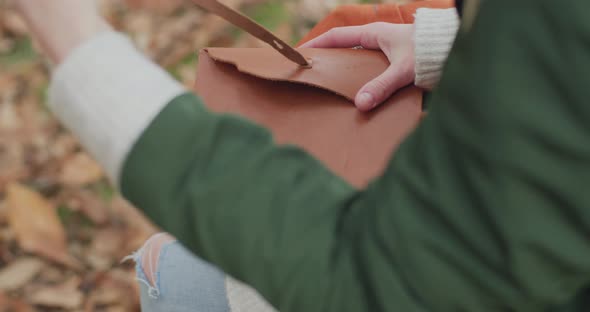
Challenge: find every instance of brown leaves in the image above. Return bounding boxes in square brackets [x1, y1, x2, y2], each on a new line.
[83, 269, 141, 311]
[59, 152, 104, 187]
[86, 228, 125, 270]
[2, 181, 145, 310]
[0, 139, 28, 191]
[6, 183, 81, 269]
[0, 8, 29, 36]
[28, 276, 84, 310]
[0, 258, 44, 291]
[61, 189, 110, 226]
[0, 293, 34, 312]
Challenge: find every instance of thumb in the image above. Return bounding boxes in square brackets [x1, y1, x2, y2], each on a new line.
[355, 62, 414, 111]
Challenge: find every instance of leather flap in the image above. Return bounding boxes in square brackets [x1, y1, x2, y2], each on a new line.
[204, 48, 390, 101]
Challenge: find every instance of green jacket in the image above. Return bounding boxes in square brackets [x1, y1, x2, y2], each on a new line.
[120, 0, 590, 310]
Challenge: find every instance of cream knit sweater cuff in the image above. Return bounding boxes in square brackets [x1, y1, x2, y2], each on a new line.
[414, 8, 460, 90]
[48, 31, 185, 186]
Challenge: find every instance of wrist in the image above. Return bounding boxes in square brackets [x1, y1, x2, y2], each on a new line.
[15, 0, 111, 64]
[53, 19, 112, 64]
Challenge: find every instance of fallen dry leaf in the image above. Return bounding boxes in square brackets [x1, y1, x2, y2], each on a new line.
[0, 257, 44, 291]
[0, 10, 29, 36]
[28, 276, 84, 310]
[83, 269, 140, 311]
[110, 196, 158, 252]
[59, 152, 105, 187]
[63, 189, 110, 226]
[103, 306, 128, 312]
[0, 227, 15, 254]
[86, 228, 125, 270]
[91, 286, 122, 306]
[0, 200, 6, 224]
[36, 265, 65, 284]
[6, 183, 82, 269]
[0, 292, 34, 312]
[0, 95, 20, 131]
[0, 140, 29, 191]
[49, 133, 79, 160]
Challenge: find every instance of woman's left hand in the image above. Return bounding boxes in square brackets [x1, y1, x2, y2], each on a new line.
[301, 22, 415, 111]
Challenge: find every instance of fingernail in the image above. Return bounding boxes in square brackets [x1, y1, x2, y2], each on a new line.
[357, 92, 375, 110]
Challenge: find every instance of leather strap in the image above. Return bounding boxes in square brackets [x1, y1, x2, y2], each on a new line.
[190, 0, 310, 67]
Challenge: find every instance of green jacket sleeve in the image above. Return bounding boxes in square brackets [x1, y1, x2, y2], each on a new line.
[121, 0, 590, 311]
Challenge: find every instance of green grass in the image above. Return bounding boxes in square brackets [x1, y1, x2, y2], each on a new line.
[57, 204, 94, 228]
[0, 37, 38, 67]
[230, 2, 293, 44]
[167, 52, 199, 80]
[89, 179, 116, 201]
[245, 2, 289, 31]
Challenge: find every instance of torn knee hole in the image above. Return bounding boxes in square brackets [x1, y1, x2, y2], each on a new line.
[125, 233, 175, 298]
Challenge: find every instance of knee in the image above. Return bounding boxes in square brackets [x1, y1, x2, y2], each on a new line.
[127, 234, 233, 312]
[127, 233, 176, 298]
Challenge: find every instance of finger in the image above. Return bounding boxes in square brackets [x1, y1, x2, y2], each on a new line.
[355, 62, 414, 111]
[300, 25, 379, 49]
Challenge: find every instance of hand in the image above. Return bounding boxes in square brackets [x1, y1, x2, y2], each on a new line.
[13, 0, 111, 64]
[301, 23, 415, 111]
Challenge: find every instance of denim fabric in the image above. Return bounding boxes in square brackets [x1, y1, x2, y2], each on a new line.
[137, 241, 231, 312]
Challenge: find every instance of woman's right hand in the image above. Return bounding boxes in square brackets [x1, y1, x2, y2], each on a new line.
[301, 22, 416, 111]
[13, 0, 110, 64]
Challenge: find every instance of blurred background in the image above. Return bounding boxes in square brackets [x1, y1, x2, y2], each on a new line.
[0, 0, 405, 311]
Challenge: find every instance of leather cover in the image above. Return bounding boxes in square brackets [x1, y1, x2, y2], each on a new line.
[195, 48, 422, 187]
[193, 0, 454, 187]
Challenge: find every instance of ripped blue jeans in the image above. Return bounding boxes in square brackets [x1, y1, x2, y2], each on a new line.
[130, 233, 230, 312]
[128, 233, 277, 312]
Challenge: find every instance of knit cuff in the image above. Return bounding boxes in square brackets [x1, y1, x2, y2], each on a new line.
[414, 8, 460, 90]
[48, 31, 185, 187]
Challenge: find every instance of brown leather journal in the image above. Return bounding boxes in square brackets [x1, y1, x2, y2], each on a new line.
[193, 0, 453, 188]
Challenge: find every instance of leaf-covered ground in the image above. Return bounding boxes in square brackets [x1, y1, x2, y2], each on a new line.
[0, 0, 393, 310]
